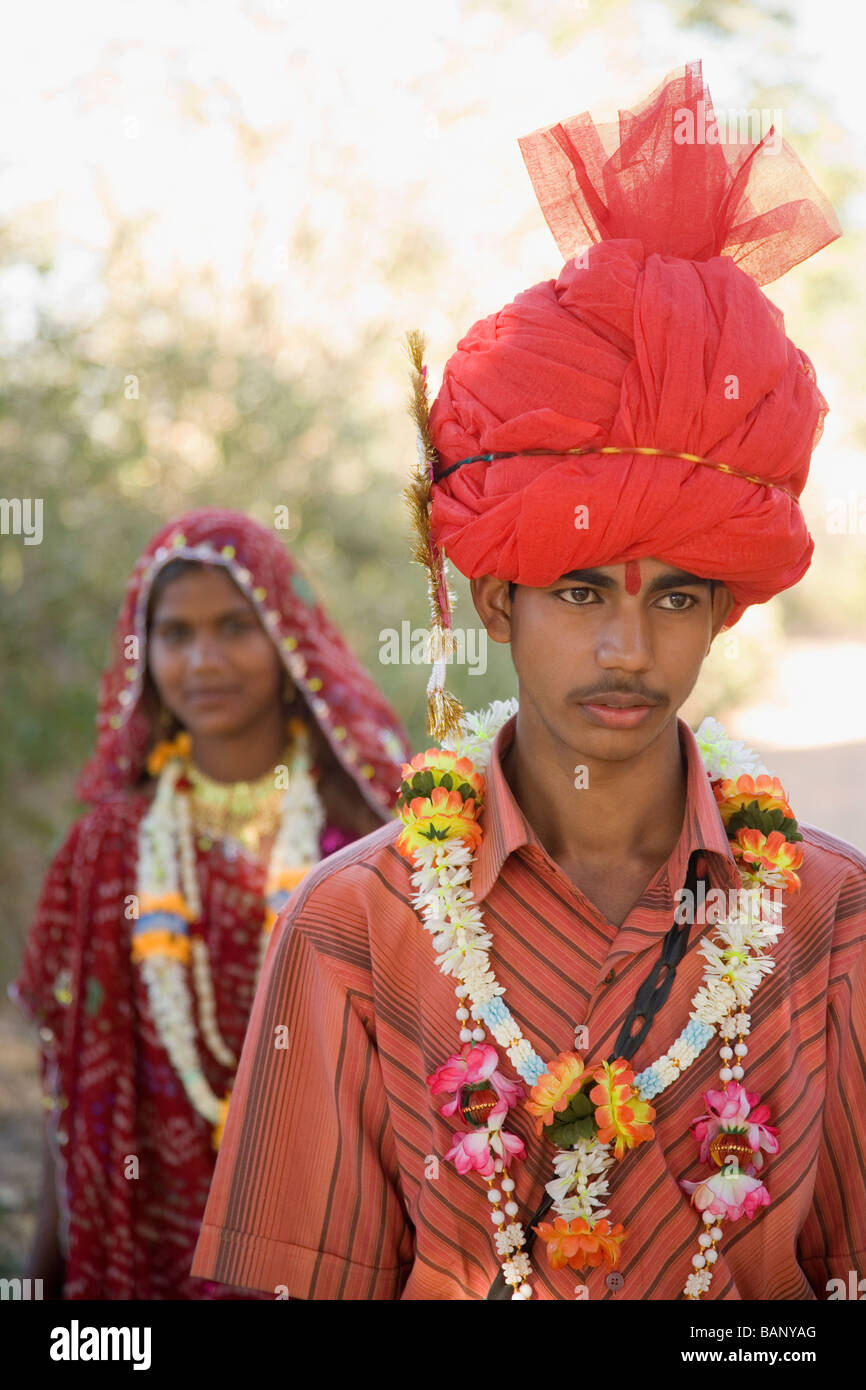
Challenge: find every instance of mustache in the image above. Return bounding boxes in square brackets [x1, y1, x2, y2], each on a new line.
[569, 683, 666, 704]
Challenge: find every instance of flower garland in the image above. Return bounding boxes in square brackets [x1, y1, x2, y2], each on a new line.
[132, 719, 324, 1148]
[396, 703, 804, 1300]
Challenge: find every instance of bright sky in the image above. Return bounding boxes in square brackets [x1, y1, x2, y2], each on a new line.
[2, 0, 861, 310]
[4, 0, 860, 476]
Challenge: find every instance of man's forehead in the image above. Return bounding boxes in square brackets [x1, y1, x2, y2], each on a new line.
[557, 560, 707, 586]
[624, 559, 641, 594]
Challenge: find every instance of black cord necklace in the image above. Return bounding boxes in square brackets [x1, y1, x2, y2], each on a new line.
[486, 848, 708, 1299]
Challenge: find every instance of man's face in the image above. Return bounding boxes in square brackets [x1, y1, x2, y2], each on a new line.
[470, 559, 735, 762]
[148, 565, 285, 740]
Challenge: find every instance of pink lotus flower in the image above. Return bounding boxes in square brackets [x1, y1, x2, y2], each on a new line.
[681, 1169, 772, 1222]
[427, 1043, 524, 1117]
[485, 1071, 525, 1109]
[690, 1082, 779, 1171]
[445, 1101, 526, 1177]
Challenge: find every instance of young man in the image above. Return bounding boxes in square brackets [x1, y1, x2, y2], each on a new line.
[192, 64, 865, 1300]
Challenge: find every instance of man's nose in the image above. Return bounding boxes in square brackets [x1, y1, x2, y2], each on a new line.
[595, 606, 653, 671]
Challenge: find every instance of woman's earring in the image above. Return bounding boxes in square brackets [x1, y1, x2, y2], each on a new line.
[282, 670, 296, 703]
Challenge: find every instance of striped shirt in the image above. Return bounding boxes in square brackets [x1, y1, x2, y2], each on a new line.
[192, 715, 866, 1299]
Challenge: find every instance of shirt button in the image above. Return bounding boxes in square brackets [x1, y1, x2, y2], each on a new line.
[603, 969, 616, 985]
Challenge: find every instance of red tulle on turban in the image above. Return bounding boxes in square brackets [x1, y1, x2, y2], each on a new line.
[427, 61, 840, 626]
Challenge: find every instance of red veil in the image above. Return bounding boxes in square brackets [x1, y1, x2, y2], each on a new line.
[12, 510, 409, 1298]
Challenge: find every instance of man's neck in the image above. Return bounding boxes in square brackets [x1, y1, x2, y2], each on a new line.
[500, 708, 688, 874]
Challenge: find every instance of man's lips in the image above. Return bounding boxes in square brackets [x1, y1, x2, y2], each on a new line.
[576, 693, 662, 729]
[578, 693, 657, 708]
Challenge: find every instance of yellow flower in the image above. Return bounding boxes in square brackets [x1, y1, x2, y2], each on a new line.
[395, 785, 483, 859]
[589, 1058, 656, 1160]
[714, 773, 793, 825]
[525, 1052, 586, 1136]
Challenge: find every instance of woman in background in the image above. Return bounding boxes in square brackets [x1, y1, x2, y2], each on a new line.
[12, 507, 408, 1299]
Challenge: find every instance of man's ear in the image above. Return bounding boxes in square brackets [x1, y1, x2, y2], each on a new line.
[710, 584, 736, 641]
[469, 575, 513, 645]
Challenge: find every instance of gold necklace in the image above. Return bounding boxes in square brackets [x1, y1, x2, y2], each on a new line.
[183, 751, 290, 855]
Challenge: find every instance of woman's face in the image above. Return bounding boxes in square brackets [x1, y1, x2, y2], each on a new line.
[147, 565, 285, 740]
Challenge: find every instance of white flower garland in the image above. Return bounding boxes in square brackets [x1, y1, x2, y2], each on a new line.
[133, 728, 324, 1142]
[408, 702, 792, 1300]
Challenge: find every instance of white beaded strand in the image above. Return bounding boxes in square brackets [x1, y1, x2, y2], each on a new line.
[136, 730, 324, 1134]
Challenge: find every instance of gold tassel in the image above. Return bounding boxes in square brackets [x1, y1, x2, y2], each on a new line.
[426, 686, 466, 744]
[402, 330, 464, 742]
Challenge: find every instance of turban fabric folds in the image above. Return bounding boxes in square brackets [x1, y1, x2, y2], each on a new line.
[425, 60, 840, 630]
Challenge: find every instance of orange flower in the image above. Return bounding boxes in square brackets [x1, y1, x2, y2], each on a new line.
[525, 1052, 586, 1136]
[731, 828, 804, 892]
[146, 732, 192, 776]
[714, 773, 794, 825]
[399, 748, 485, 804]
[130, 930, 191, 965]
[534, 1215, 626, 1272]
[589, 1058, 656, 1160]
[267, 866, 312, 894]
[212, 1093, 231, 1151]
[395, 785, 483, 859]
[137, 890, 196, 921]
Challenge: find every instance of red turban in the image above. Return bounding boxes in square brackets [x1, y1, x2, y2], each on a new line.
[427, 61, 840, 626]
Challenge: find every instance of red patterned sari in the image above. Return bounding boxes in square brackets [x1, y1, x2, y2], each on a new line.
[12, 509, 408, 1299]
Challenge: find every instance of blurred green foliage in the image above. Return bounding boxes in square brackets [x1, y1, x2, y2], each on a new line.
[0, 221, 518, 983]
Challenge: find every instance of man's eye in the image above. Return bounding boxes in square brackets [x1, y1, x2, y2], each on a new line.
[658, 592, 697, 611]
[559, 587, 597, 605]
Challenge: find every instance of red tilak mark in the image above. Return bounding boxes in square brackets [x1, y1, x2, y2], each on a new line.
[625, 560, 641, 595]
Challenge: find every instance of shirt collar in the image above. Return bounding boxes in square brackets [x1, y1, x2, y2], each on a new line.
[470, 712, 740, 905]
